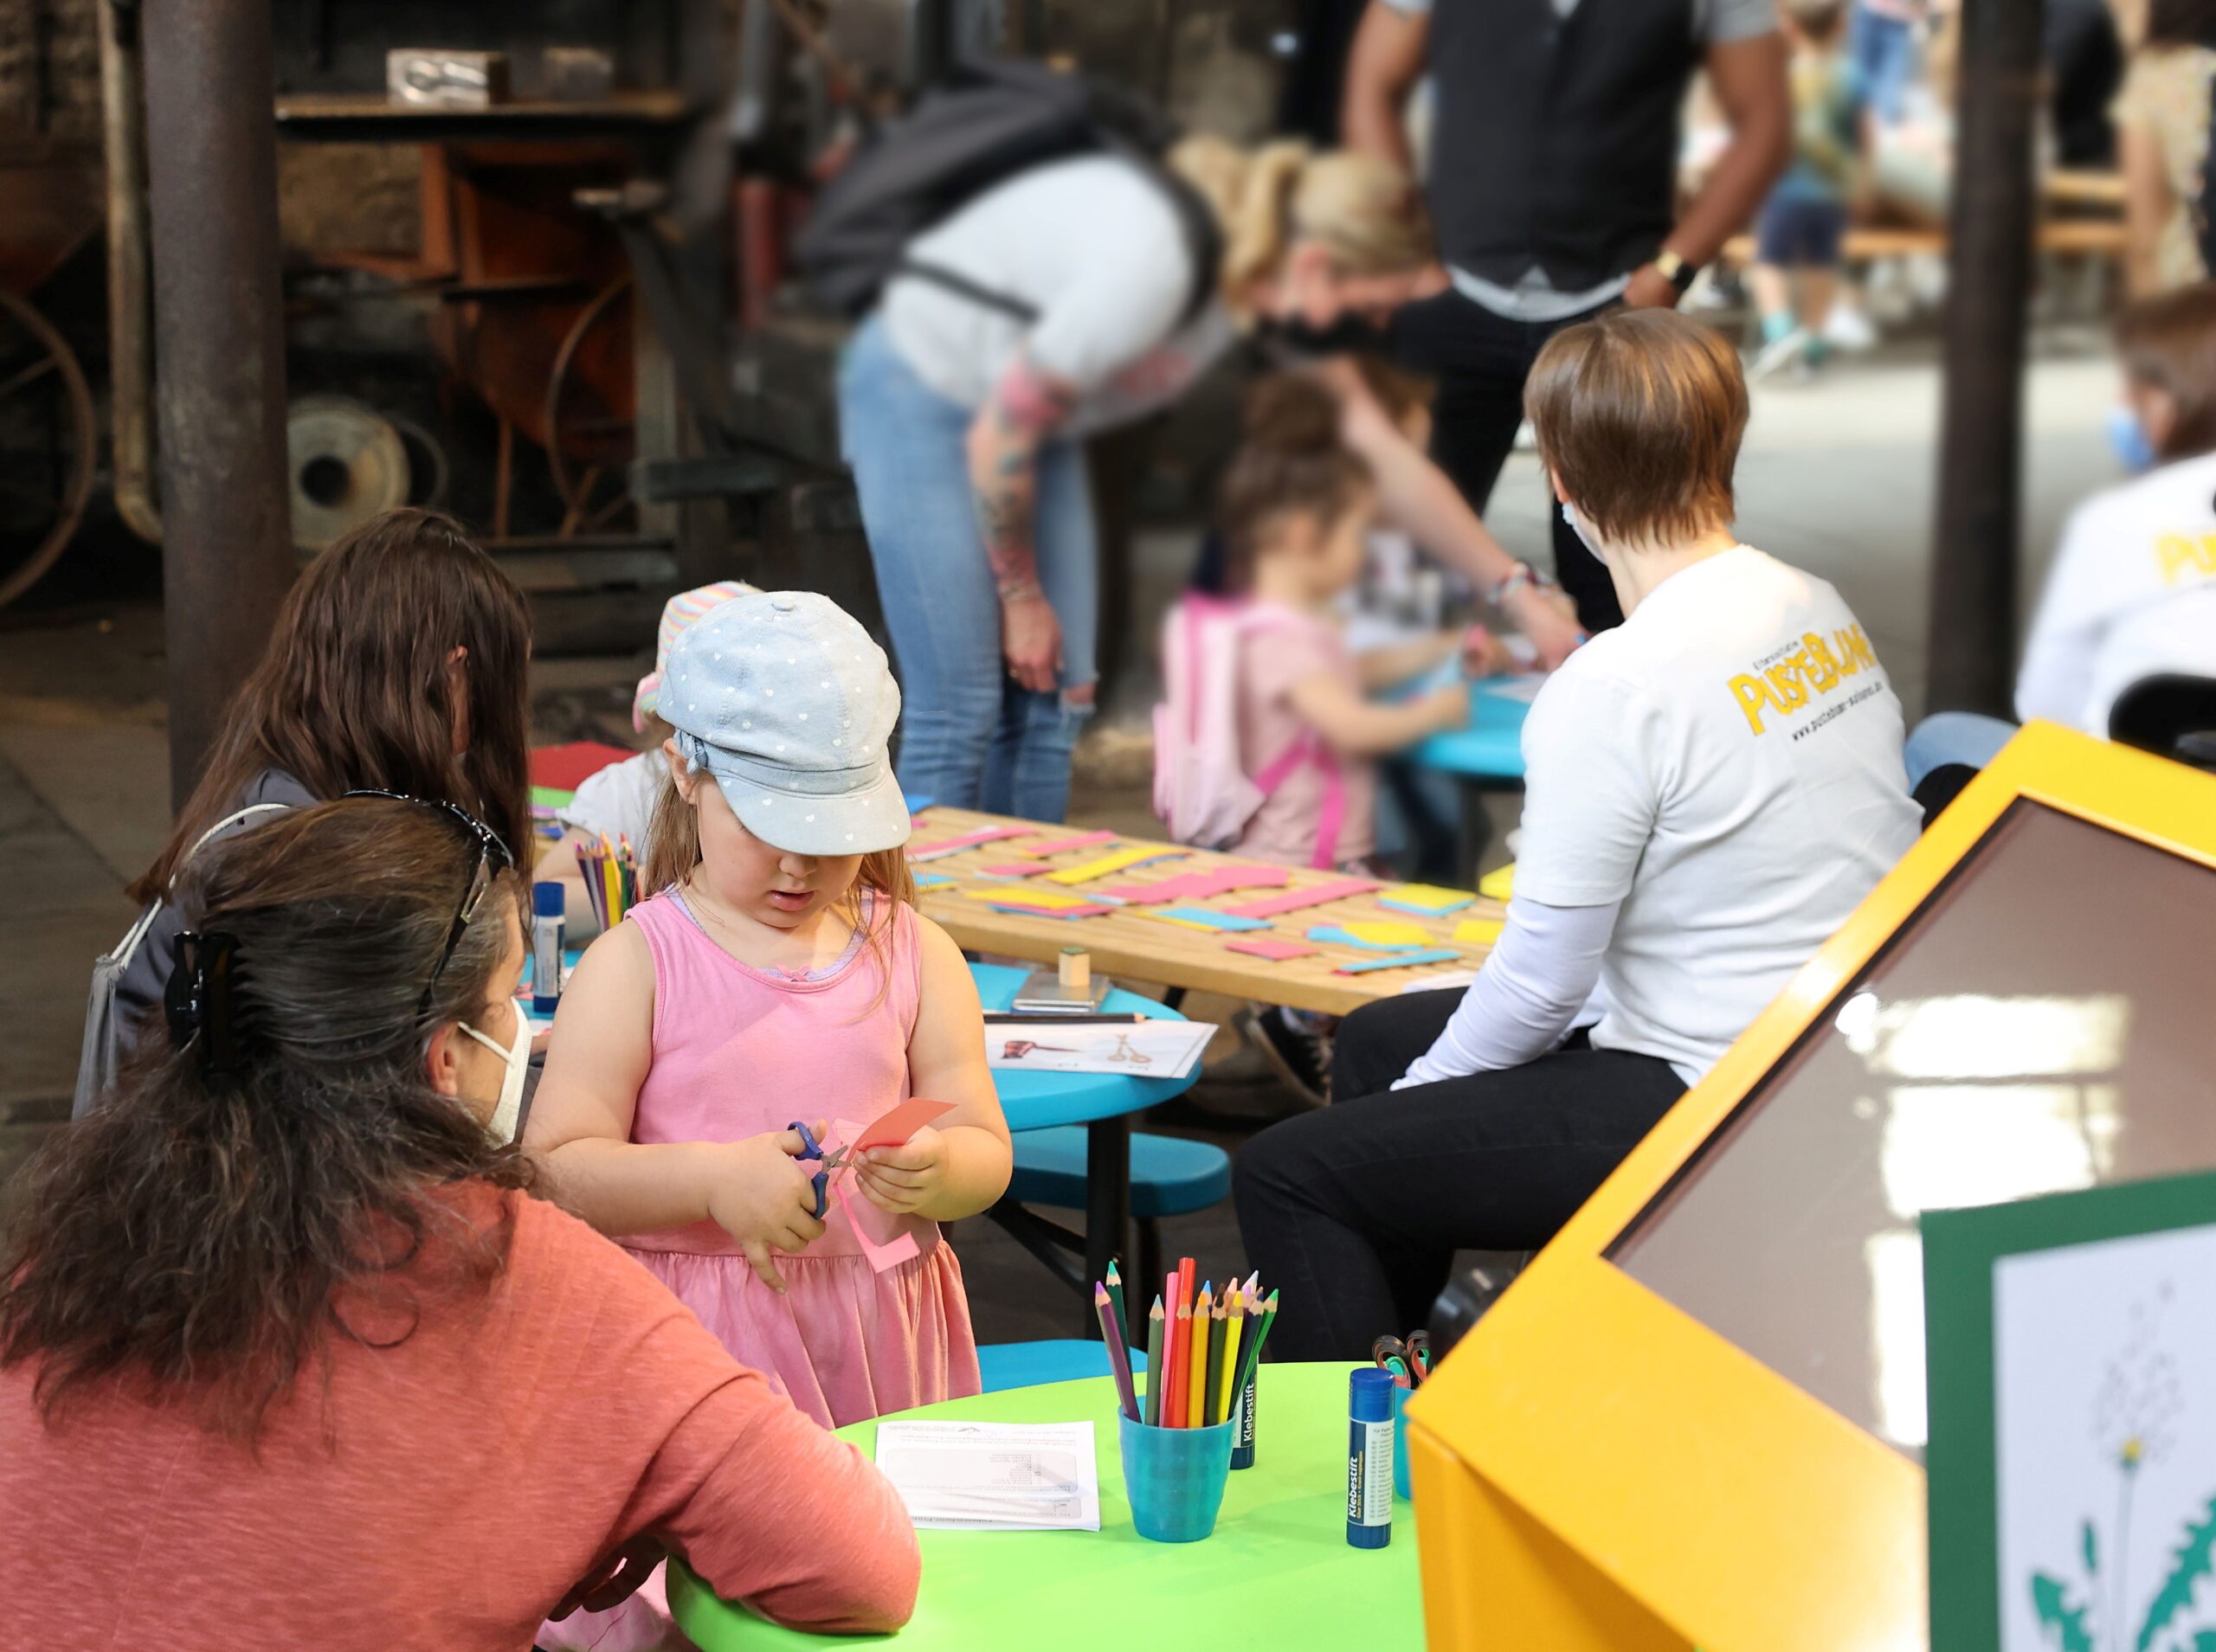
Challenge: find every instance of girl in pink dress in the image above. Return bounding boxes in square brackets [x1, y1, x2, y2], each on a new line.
[529, 592, 1009, 1649]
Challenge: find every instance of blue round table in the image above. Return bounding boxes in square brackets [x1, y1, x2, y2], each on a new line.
[1409, 676, 1535, 876]
[970, 962, 1200, 1334]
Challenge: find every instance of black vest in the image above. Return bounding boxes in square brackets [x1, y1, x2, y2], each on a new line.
[1428, 0, 1700, 292]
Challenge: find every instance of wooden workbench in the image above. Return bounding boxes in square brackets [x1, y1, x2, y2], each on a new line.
[909, 808, 1500, 1018]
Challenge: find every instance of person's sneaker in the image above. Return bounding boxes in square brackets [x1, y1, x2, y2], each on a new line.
[1235, 1005, 1330, 1109]
[1748, 325, 1810, 383]
[1822, 301, 1878, 353]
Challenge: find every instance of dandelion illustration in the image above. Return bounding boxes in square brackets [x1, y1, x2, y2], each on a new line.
[2092, 1286, 2184, 1651]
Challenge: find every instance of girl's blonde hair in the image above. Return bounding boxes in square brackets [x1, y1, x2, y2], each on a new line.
[1167, 136, 1433, 312]
[641, 768, 917, 1009]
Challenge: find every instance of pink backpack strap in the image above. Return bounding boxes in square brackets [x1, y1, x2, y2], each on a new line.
[1250, 734, 1344, 871]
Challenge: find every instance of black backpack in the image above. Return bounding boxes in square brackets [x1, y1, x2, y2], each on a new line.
[794, 57, 1223, 325]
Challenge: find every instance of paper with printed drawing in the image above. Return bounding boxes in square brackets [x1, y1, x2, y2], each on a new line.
[986, 1021, 1216, 1079]
[873, 1419, 1100, 1531]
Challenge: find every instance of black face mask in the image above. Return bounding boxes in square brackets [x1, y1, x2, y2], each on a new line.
[1251, 312, 1395, 357]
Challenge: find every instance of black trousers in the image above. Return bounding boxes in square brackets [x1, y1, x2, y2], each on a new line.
[1232, 990, 1685, 1362]
[1390, 287, 1625, 635]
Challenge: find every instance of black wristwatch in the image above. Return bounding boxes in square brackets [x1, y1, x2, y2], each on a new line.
[1654, 249, 1701, 299]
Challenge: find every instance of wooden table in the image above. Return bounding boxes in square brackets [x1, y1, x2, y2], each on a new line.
[911, 809, 1501, 1018]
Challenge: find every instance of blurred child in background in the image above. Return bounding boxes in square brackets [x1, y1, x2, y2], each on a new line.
[1750, 0, 1871, 382]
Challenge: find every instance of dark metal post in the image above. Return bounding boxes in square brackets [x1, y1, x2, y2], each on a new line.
[1927, 0, 2044, 715]
[142, 0, 295, 804]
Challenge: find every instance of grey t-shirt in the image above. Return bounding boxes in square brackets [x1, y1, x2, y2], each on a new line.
[882, 154, 1238, 437]
[111, 767, 316, 1048]
[1387, 0, 1781, 320]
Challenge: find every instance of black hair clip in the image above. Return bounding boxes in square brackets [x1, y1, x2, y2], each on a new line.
[164, 930, 246, 1074]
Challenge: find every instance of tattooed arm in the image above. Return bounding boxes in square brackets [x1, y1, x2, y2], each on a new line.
[966, 353, 1078, 694]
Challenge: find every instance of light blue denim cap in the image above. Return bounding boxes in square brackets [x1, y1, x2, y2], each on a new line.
[659, 590, 911, 856]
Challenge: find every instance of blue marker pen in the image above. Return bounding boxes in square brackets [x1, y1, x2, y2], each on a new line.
[531, 882, 565, 1017]
[1348, 1367, 1395, 1548]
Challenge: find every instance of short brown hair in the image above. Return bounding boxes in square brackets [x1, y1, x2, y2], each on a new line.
[2116, 283, 2216, 462]
[1219, 373, 1374, 588]
[1524, 309, 1748, 546]
[1348, 354, 1434, 427]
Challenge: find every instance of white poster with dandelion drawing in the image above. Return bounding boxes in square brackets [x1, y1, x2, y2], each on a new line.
[1994, 1226, 2216, 1652]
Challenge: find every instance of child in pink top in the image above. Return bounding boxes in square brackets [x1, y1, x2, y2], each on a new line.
[1219, 376, 1493, 871]
[530, 591, 1010, 1649]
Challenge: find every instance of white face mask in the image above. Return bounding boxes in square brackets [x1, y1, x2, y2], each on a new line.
[1560, 499, 1605, 557]
[460, 1006, 530, 1144]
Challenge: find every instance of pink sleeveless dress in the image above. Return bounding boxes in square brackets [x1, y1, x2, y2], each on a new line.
[620, 888, 981, 1429]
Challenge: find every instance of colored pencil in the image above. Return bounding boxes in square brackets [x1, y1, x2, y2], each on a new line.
[1218, 1284, 1245, 1427]
[1143, 1297, 1166, 1426]
[1203, 1298, 1228, 1427]
[1094, 1284, 1138, 1422]
[1186, 1283, 1213, 1429]
[1105, 1260, 1128, 1348]
[1160, 1270, 1184, 1424]
[1227, 1289, 1279, 1406]
[1176, 1257, 1197, 1324]
[1168, 1299, 1193, 1426]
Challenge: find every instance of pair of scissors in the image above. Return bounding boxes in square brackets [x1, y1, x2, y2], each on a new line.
[1372, 1330, 1432, 1388]
[788, 1120, 853, 1221]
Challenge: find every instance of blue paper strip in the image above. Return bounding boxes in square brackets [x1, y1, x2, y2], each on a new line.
[1152, 905, 1272, 932]
[1335, 948, 1463, 974]
[1307, 925, 1426, 952]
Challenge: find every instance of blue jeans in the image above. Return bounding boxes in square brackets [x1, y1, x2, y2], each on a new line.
[1850, 6, 1916, 126]
[1904, 710, 2017, 788]
[839, 316, 1098, 822]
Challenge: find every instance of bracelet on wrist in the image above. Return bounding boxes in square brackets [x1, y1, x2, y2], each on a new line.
[997, 579, 1043, 603]
[1488, 562, 1536, 607]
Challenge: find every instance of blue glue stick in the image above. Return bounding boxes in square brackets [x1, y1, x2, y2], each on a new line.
[531, 882, 565, 1016]
[1348, 1367, 1395, 1549]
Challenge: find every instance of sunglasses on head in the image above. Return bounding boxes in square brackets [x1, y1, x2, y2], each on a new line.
[343, 789, 516, 1013]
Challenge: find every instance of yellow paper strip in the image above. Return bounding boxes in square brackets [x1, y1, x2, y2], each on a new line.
[1044, 845, 1182, 886]
[1378, 883, 1478, 912]
[1478, 863, 1515, 902]
[1454, 917, 1506, 947]
[959, 887, 1103, 911]
[1341, 919, 1436, 948]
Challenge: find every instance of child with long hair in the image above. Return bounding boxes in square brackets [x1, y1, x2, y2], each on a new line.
[528, 590, 1008, 1423]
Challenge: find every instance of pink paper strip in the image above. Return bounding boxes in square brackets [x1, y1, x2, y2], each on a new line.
[826, 1120, 924, 1274]
[1099, 865, 1295, 905]
[1010, 829, 1118, 857]
[978, 860, 1055, 877]
[905, 825, 1035, 862]
[1223, 936, 1318, 961]
[1222, 876, 1387, 919]
[990, 902, 1118, 919]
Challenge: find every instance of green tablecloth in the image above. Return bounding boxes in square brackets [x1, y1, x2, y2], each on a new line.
[667, 1363, 1421, 1649]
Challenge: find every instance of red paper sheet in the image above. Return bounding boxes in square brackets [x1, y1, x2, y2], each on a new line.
[529, 741, 635, 792]
[855, 1096, 957, 1152]
[1099, 865, 1294, 905]
[1221, 876, 1387, 919]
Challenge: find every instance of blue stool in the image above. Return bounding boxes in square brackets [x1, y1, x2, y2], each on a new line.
[976, 1340, 1151, 1394]
[1006, 1127, 1232, 1302]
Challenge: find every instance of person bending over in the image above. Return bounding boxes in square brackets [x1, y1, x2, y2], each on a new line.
[1234, 310, 1920, 1360]
[2, 799, 918, 1649]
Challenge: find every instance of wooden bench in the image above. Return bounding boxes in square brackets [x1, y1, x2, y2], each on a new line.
[1719, 219, 2125, 267]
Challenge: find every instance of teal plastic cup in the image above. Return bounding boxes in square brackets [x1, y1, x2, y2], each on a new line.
[1392, 1382, 1414, 1500]
[1118, 1412, 1236, 1543]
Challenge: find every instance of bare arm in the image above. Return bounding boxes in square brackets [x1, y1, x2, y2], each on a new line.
[525, 923, 826, 1287]
[1287, 671, 1466, 755]
[1627, 33, 1792, 307]
[1355, 632, 1458, 691]
[1341, 1, 1429, 168]
[852, 917, 1013, 1223]
[966, 352, 1079, 695]
[2121, 121, 2173, 299]
[1330, 376, 1583, 668]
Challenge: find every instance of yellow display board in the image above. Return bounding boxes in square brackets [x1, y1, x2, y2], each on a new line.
[1408, 723, 2216, 1651]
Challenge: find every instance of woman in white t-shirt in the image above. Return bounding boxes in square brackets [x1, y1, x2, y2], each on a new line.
[839, 137, 1583, 824]
[1905, 285, 2216, 786]
[1235, 310, 1920, 1360]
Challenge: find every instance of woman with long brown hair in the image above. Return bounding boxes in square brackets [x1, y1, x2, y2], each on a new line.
[79, 507, 535, 1114]
[4, 799, 919, 1649]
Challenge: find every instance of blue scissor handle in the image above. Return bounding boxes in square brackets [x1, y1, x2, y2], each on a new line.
[789, 1119, 829, 1220]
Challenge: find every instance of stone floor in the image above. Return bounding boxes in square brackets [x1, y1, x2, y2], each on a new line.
[0, 338, 2119, 1343]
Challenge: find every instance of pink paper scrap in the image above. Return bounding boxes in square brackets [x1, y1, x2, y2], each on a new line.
[989, 901, 1118, 920]
[1222, 876, 1387, 920]
[1011, 829, 1118, 857]
[1099, 865, 1294, 905]
[905, 825, 1035, 862]
[824, 1119, 924, 1273]
[1224, 936, 1319, 961]
[977, 861, 1054, 877]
